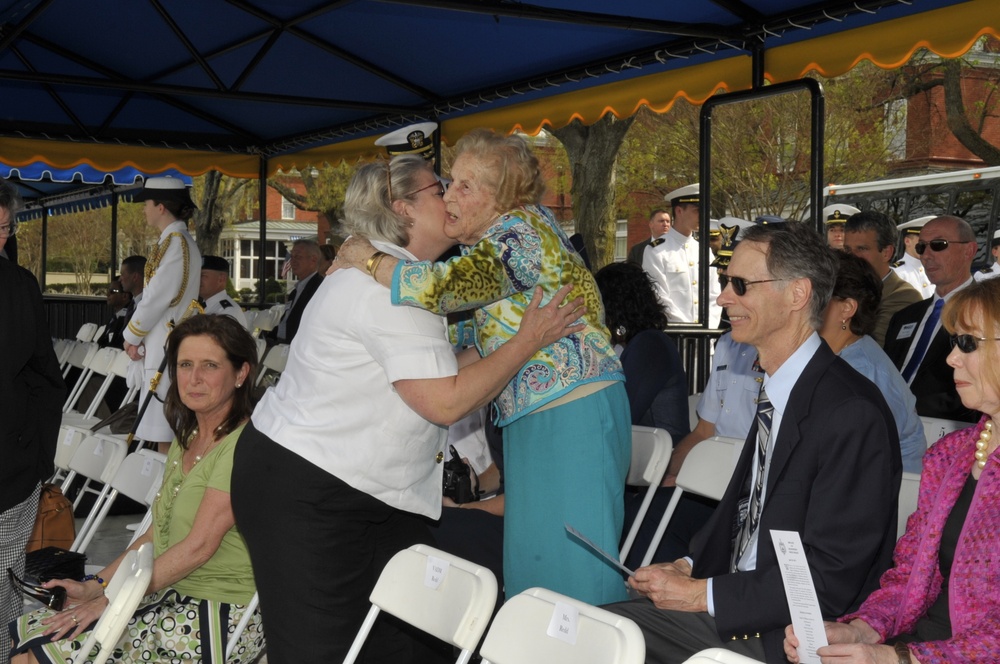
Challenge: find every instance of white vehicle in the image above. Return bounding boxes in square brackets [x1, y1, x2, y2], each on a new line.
[824, 166, 1000, 268]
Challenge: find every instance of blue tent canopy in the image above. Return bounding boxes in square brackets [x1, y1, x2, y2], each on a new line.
[1, 161, 191, 219]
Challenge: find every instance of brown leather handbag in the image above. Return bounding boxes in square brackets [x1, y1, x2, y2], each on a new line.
[25, 484, 76, 553]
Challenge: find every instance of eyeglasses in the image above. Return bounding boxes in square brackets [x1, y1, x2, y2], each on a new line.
[402, 181, 445, 199]
[0, 222, 16, 236]
[949, 334, 1000, 353]
[915, 239, 973, 255]
[719, 274, 783, 296]
[7, 568, 66, 611]
[107, 288, 124, 295]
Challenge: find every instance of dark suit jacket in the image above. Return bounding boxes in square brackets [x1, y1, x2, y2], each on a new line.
[883, 298, 978, 422]
[627, 238, 651, 265]
[872, 270, 922, 346]
[268, 272, 323, 344]
[689, 341, 900, 661]
[0, 260, 66, 512]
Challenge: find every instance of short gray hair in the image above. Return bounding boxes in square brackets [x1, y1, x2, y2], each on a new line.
[740, 221, 837, 329]
[343, 155, 433, 246]
[291, 239, 322, 261]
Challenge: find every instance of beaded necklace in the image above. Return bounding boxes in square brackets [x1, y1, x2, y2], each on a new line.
[975, 420, 995, 470]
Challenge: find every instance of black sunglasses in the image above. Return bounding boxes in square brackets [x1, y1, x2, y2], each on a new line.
[950, 334, 1000, 354]
[719, 274, 783, 296]
[7, 568, 66, 610]
[915, 239, 973, 255]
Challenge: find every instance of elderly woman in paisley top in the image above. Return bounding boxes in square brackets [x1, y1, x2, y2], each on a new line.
[336, 129, 631, 605]
[785, 277, 1000, 663]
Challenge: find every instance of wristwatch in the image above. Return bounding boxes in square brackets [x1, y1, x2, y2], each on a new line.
[894, 642, 912, 664]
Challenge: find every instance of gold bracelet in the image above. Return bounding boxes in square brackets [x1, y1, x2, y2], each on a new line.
[365, 251, 388, 278]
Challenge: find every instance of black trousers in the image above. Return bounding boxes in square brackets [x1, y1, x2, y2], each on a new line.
[231, 422, 437, 664]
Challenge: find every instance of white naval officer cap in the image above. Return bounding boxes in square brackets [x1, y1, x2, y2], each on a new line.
[664, 183, 700, 206]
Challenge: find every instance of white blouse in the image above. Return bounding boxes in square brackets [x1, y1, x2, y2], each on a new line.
[251, 241, 457, 519]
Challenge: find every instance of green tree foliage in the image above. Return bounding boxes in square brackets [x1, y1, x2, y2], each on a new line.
[267, 161, 355, 244]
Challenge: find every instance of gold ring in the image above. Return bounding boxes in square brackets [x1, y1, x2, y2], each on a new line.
[71, 615, 79, 625]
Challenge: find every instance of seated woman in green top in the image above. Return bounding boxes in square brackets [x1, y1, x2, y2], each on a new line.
[11, 315, 264, 664]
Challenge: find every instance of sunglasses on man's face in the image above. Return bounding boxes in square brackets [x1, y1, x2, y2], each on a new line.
[719, 274, 783, 296]
[949, 334, 1000, 354]
[915, 239, 973, 255]
[7, 568, 66, 610]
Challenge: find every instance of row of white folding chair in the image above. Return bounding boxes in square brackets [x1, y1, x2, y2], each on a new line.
[619, 426, 673, 564]
[343, 543, 645, 664]
[52, 337, 76, 368]
[640, 434, 745, 568]
[63, 346, 121, 417]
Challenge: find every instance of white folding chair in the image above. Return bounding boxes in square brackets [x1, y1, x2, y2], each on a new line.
[61, 340, 98, 381]
[74, 451, 166, 554]
[619, 426, 672, 563]
[77, 542, 154, 664]
[479, 587, 645, 664]
[688, 393, 702, 430]
[640, 435, 744, 567]
[62, 347, 120, 421]
[226, 591, 260, 661]
[919, 416, 967, 447]
[75, 322, 99, 343]
[342, 543, 498, 664]
[255, 343, 290, 386]
[682, 647, 765, 663]
[59, 435, 128, 552]
[897, 471, 921, 540]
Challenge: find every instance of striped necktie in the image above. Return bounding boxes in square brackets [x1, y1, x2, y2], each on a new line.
[731, 385, 773, 572]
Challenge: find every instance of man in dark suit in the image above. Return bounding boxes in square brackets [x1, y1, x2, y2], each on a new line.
[883, 215, 979, 422]
[627, 208, 670, 265]
[606, 222, 900, 663]
[0, 183, 66, 661]
[843, 210, 922, 345]
[268, 239, 324, 344]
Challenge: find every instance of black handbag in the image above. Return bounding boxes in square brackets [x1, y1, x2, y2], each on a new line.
[24, 546, 87, 583]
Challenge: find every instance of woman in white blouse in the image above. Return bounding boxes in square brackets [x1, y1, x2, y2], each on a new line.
[230, 155, 583, 664]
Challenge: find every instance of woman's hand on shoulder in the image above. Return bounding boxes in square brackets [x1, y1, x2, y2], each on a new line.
[329, 236, 376, 274]
[515, 285, 586, 350]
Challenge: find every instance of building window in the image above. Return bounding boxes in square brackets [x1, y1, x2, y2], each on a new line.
[281, 196, 296, 220]
[615, 220, 628, 262]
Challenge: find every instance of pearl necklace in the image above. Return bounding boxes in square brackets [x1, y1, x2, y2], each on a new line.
[975, 420, 994, 469]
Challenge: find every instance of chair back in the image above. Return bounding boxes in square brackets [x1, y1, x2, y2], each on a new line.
[62, 436, 128, 553]
[77, 542, 154, 664]
[256, 343, 290, 385]
[898, 471, 921, 540]
[620, 426, 672, 562]
[73, 451, 166, 554]
[919, 416, 968, 447]
[342, 544, 498, 664]
[675, 435, 744, 501]
[75, 322, 99, 342]
[638, 434, 744, 568]
[688, 393, 702, 429]
[479, 587, 645, 664]
[681, 647, 765, 663]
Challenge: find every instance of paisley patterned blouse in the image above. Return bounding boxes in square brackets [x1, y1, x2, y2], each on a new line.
[392, 204, 624, 426]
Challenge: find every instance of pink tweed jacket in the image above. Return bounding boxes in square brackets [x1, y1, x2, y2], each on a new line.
[843, 414, 999, 662]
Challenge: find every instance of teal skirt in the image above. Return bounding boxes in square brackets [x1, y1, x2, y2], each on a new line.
[503, 382, 631, 604]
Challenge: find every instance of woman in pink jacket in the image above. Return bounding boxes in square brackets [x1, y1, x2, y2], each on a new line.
[785, 277, 1000, 664]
